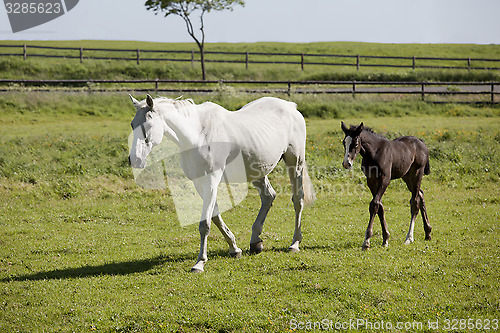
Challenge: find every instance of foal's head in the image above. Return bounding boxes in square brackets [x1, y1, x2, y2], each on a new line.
[128, 94, 166, 169]
[341, 121, 364, 169]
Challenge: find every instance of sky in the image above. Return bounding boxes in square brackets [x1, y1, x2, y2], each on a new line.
[1, 0, 499, 44]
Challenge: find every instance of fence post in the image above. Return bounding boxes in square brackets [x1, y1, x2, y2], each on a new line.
[155, 78, 159, 93]
[246, 51, 249, 70]
[191, 50, 194, 69]
[413, 56, 416, 70]
[23, 44, 27, 60]
[352, 80, 356, 99]
[301, 53, 304, 71]
[356, 54, 360, 70]
[137, 49, 140, 65]
[287, 82, 291, 96]
[421, 82, 425, 101]
[80, 47, 83, 63]
[492, 83, 495, 103]
[467, 57, 471, 71]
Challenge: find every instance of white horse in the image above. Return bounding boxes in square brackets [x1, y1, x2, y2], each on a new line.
[129, 94, 315, 272]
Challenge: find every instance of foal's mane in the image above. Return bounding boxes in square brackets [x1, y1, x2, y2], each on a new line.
[362, 126, 387, 139]
[346, 124, 387, 140]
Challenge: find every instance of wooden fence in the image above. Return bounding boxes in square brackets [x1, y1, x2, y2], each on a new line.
[0, 79, 498, 103]
[1, 44, 500, 71]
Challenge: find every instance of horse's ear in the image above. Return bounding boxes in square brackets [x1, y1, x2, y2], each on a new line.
[355, 122, 364, 135]
[341, 121, 349, 134]
[146, 94, 155, 110]
[129, 94, 141, 110]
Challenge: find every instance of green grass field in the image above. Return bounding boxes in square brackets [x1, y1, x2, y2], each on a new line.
[1, 40, 499, 82]
[0, 91, 499, 332]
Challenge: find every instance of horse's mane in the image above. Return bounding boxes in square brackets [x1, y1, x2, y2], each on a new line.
[154, 96, 196, 107]
[154, 96, 197, 117]
[359, 125, 388, 140]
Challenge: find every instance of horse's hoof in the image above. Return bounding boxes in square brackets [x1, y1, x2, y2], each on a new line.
[288, 246, 300, 253]
[230, 250, 242, 258]
[190, 267, 204, 273]
[249, 241, 263, 254]
[425, 235, 432, 241]
[404, 239, 413, 245]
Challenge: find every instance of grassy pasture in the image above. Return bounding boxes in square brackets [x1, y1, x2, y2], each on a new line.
[0, 92, 499, 332]
[1, 41, 499, 83]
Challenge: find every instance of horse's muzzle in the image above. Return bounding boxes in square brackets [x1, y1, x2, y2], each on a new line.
[129, 155, 146, 169]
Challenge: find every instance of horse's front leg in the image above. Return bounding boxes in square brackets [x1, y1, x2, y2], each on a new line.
[250, 176, 276, 254]
[191, 171, 223, 273]
[365, 177, 389, 250]
[212, 212, 242, 258]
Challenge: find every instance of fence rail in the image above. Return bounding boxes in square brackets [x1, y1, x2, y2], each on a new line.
[0, 79, 498, 103]
[1, 44, 500, 71]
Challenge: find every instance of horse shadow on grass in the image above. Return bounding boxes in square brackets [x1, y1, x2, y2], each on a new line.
[1, 252, 201, 282]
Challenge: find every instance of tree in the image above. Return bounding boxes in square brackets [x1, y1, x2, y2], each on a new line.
[145, 0, 245, 80]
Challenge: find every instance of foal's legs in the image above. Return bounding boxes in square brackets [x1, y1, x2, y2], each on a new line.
[404, 189, 422, 245]
[419, 189, 432, 240]
[249, 176, 276, 254]
[403, 169, 431, 244]
[364, 177, 390, 250]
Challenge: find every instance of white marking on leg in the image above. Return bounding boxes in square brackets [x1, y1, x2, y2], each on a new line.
[404, 217, 416, 245]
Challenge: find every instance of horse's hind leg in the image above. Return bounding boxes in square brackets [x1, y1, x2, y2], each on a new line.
[403, 169, 424, 245]
[418, 189, 432, 240]
[284, 153, 305, 253]
[405, 192, 418, 245]
[250, 176, 276, 254]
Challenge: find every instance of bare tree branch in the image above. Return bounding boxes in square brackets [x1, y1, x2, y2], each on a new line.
[145, 0, 245, 80]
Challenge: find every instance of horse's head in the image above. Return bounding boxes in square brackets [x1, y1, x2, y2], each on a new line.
[129, 94, 165, 169]
[341, 121, 364, 169]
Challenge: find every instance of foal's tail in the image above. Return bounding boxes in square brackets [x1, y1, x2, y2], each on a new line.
[302, 164, 316, 206]
[424, 159, 431, 175]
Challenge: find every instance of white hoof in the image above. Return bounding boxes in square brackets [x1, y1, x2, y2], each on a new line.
[288, 241, 300, 253]
[190, 267, 204, 273]
[191, 261, 205, 273]
[230, 248, 242, 258]
[404, 238, 414, 245]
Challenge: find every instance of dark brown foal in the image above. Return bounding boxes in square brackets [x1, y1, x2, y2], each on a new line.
[341, 122, 432, 249]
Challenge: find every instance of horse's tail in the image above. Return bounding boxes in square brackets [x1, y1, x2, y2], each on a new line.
[302, 164, 316, 206]
[424, 159, 431, 175]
